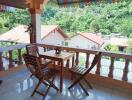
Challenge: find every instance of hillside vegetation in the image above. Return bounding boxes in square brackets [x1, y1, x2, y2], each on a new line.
[0, 0, 132, 37]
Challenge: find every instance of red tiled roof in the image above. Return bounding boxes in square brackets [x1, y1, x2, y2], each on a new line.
[77, 32, 104, 45]
[0, 25, 69, 43]
[41, 25, 69, 39]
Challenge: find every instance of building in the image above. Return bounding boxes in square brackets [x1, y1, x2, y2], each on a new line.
[68, 32, 104, 49]
[0, 25, 69, 45]
[110, 37, 132, 52]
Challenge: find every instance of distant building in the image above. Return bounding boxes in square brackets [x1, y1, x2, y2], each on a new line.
[0, 25, 69, 45]
[110, 37, 132, 52]
[68, 32, 104, 49]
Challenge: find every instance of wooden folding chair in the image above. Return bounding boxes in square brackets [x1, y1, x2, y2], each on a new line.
[26, 44, 52, 69]
[68, 52, 102, 96]
[23, 54, 59, 100]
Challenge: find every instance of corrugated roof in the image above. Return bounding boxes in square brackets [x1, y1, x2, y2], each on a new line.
[0, 25, 68, 43]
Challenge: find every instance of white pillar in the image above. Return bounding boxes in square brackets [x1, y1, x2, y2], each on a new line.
[31, 13, 41, 43]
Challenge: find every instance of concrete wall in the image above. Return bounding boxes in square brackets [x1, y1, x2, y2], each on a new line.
[41, 30, 65, 45]
[68, 35, 99, 49]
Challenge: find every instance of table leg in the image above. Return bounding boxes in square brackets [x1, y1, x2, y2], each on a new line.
[0, 80, 2, 84]
[60, 61, 64, 93]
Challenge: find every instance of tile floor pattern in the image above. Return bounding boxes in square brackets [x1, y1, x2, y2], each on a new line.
[0, 68, 132, 100]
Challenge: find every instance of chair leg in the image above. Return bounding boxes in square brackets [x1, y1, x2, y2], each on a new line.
[47, 77, 59, 92]
[68, 74, 79, 90]
[31, 81, 41, 97]
[42, 80, 48, 86]
[42, 77, 56, 100]
[83, 78, 93, 89]
[30, 74, 33, 78]
[79, 82, 89, 96]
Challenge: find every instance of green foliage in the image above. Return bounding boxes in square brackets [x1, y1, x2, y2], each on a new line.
[125, 45, 132, 54]
[0, 9, 30, 34]
[125, 40, 132, 54]
[104, 44, 118, 52]
[41, 0, 132, 36]
[0, 1, 132, 37]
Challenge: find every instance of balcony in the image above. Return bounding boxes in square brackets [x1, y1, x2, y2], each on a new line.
[0, 43, 132, 100]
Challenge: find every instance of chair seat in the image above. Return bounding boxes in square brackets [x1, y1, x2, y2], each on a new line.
[69, 65, 87, 75]
[36, 67, 59, 80]
[40, 59, 52, 68]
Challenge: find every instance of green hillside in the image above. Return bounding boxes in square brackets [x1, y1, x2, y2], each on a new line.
[0, 0, 132, 38]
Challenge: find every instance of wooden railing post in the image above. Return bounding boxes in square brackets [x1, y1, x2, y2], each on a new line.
[66, 59, 70, 68]
[122, 59, 130, 81]
[8, 50, 14, 68]
[85, 53, 90, 68]
[0, 52, 3, 70]
[43, 47, 46, 52]
[72, 55, 75, 67]
[66, 50, 70, 68]
[108, 57, 115, 78]
[18, 49, 23, 65]
[96, 54, 101, 75]
[75, 52, 79, 66]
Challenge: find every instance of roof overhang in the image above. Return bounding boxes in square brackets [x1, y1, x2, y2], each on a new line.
[0, 0, 49, 9]
[0, 0, 28, 9]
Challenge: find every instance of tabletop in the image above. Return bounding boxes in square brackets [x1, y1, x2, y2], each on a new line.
[39, 50, 74, 61]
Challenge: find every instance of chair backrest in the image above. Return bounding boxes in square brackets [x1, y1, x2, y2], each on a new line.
[84, 52, 102, 76]
[26, 44, 39, 57]
[23, 53, 42, 77]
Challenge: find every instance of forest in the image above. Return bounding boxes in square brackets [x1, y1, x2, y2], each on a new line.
[0, 0, 132, 53]
[0, 0, 132, 36]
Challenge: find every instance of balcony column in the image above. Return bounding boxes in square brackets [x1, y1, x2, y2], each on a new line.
[29, 9, 41, 43]
[27, 0, 48, 43]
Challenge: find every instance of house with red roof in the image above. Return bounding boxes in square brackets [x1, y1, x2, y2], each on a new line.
[68, 32, 104, 49]
[0, 25, 69, 45]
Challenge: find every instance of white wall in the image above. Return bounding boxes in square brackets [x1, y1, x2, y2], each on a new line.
[41, 30, 65, 45]
[68, 35, 99, 49]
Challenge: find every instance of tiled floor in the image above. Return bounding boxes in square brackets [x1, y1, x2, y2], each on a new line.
[0, 68, 131, 100]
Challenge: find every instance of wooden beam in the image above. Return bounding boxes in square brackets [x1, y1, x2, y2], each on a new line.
[0, 0, 49, 9]
[0, 0, 28, 9]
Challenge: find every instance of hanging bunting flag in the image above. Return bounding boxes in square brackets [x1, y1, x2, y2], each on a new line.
[56, 0, 119, 8]
[0, 4, 15, 12]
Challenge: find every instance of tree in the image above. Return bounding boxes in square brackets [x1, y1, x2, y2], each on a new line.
[104, 44, 118, 52]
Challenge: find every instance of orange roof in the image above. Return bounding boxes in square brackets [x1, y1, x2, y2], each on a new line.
[0, 25, 68, 43]
[77, 32, 104, 46]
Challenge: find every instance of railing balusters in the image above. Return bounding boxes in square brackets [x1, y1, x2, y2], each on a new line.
[75, 52, 79, 66]
[85, 53, 90, 68]
[66, 50, 70, 68]
[18, 49, 23, 65]
[43, 47, 46, 52]
[108, 57, 115, 78]
[96, 54, 101, 75]
[66, 59, 70, 68]
[72, 55, 75, 67]
[0, 52, 3, 70]
[8, 50, 14, 68]
[122, 59, 130, 81]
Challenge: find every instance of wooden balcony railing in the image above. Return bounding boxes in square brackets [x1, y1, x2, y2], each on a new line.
[0, 44, 26, 70]
[36, 43, 132, 83]
[0, 43, 131, 91]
